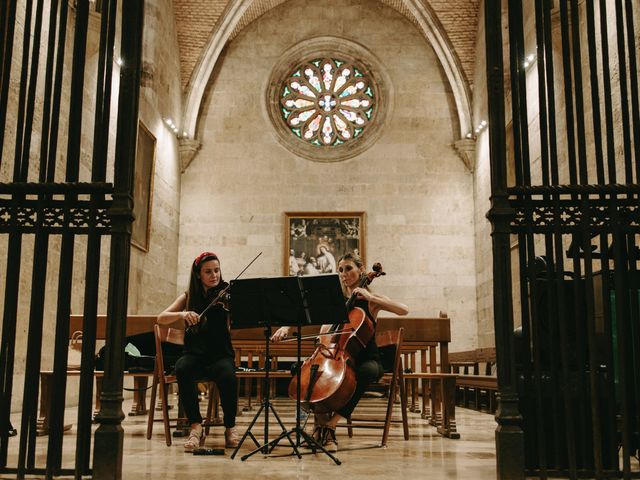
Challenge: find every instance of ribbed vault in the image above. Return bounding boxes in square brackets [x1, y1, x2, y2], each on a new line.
[176, 0, 478, 146]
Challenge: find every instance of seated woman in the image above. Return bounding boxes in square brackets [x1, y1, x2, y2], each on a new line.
[158, 251, 239, 451]
[271, 252, 409, 445]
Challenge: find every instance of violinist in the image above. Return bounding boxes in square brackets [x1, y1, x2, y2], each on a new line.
[157, 251, 240, 451]
[271, 252, 409, 445]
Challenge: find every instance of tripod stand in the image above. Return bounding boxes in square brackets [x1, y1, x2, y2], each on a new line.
[267, 322, 341, 464]
[266, 275, 345, 465]
[228, 274, 346, 463]
[231, 325, 297, 460]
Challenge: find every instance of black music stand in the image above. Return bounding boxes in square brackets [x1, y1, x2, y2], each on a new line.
[228, 276, 298, 460]
[229, 274, 347, 464]
[251, 274, 347, 463]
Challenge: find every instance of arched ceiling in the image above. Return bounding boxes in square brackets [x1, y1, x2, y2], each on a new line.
[173, 0, 480, 139]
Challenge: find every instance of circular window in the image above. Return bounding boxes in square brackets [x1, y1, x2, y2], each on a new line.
[280, 58, 375, 147]
[267, 37, 391, 162]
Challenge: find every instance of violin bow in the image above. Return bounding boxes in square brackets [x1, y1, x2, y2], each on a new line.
[199, 251, 263, 318]
[276, 328, 353, 343]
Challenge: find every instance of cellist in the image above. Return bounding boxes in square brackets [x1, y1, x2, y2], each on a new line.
[271, 252, 409, 445]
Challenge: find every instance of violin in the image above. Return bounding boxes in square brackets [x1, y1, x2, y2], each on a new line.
[186, 282, 230, 333]
[288, 263, 386, 413]
[207, 282, 231, 312]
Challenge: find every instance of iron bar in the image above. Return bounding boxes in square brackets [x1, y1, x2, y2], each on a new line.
[485, 1, 524, 478]
[598, 0, 618, 183]
[569, 0, 589, 185]
[578, 198, 604, 477]
[624, 0, 640, 183]
[46, 0, 90, 473]
[614, 0, 634, 184]
[92, 1, 144, 477]
[559, 0, 578, 187]
[568, 1, 591, 463]
[0, 182, 113, 194]
[23, 233, 50, 470]
[611, 229, 633, 478]
[12, 0, 33, 182]
[46, 0, 69, 183]
[91, 0, 118, 181]
[76, 0, 119, 473]
[0, 0, 17, 168]
[37, 0, 59, 182]
[19, 0, 44, 182]
[542, 0, 559, 186]
[585, 0, 606, 184]
[0, 233, 21, 469]
[507, 0, 528, 187]
[534, 0, 550, 187]
[508, 184, 640, 195]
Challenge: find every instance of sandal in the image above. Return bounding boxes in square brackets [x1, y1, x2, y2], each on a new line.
[300, 425, 323, 449]
[224, 427, 240, 448]
[323, 425, 337, 446]
[183, 427, 204, 452]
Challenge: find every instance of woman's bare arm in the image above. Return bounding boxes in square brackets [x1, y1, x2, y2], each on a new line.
[351, 287, 409, 318]
[157, 293, 189, 325]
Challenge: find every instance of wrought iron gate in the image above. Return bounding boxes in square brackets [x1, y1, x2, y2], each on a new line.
[486, 0, 640, 479]
[0, 1, 144, 478]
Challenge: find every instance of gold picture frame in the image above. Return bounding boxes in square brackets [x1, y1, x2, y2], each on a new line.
[284, 212, 365, 276]
[131, 122, 156, 252]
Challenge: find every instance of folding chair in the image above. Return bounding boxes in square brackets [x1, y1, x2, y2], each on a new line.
[343, 327, 409, 447]
[146, 324, 219, 446]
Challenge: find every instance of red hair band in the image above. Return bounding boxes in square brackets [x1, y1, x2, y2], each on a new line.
[193, 251, 218, 269]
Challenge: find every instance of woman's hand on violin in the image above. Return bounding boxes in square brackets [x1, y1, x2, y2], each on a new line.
[182, 310, 200, 327]
[271, 326, 291, 342]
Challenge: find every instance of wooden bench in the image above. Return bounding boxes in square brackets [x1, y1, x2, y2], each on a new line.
[377, 314, 459, 439]
[37, 370, 153, 435]
[37, 315, 162, 436]
[449, 347, 497, 413]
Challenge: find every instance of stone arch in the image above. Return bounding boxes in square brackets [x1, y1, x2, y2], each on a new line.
[182, 0, 472, 146]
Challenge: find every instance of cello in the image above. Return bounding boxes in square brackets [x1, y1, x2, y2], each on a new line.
[288, 262, 386, 413]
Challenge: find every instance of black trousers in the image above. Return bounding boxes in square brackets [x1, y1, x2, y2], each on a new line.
[174, 354, 238, 428]
[336, 358, 383, 418]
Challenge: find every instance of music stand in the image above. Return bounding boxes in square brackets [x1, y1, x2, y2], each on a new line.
[249, 274, 347, 464]
[228, 276, 299, 459]
[229, 274, 347, 463]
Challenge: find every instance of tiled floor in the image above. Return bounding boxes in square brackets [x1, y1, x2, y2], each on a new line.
[3, 396, 499, 479]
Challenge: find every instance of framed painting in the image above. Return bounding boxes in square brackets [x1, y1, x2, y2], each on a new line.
[284, 212, 365, 276]
[131, 121, 156, 252]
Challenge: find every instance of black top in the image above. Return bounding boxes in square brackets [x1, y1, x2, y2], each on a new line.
[351, 297, 380, 364]
[184, 286, 234, 363]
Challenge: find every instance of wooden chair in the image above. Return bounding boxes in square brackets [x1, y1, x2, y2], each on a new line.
[146, 324, 219, 446]
[342, 328, 409, 447]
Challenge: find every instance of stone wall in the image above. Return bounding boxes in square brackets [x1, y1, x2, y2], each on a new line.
[180, 0, 479, 350]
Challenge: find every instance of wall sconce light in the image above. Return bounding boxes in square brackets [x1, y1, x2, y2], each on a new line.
[164, 118, 179, 135]
[471, 119, 488, 138]
[164, 118, 190, 139]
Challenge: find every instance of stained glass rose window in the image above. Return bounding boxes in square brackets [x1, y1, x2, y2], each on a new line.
[279, 58, 376, 147]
